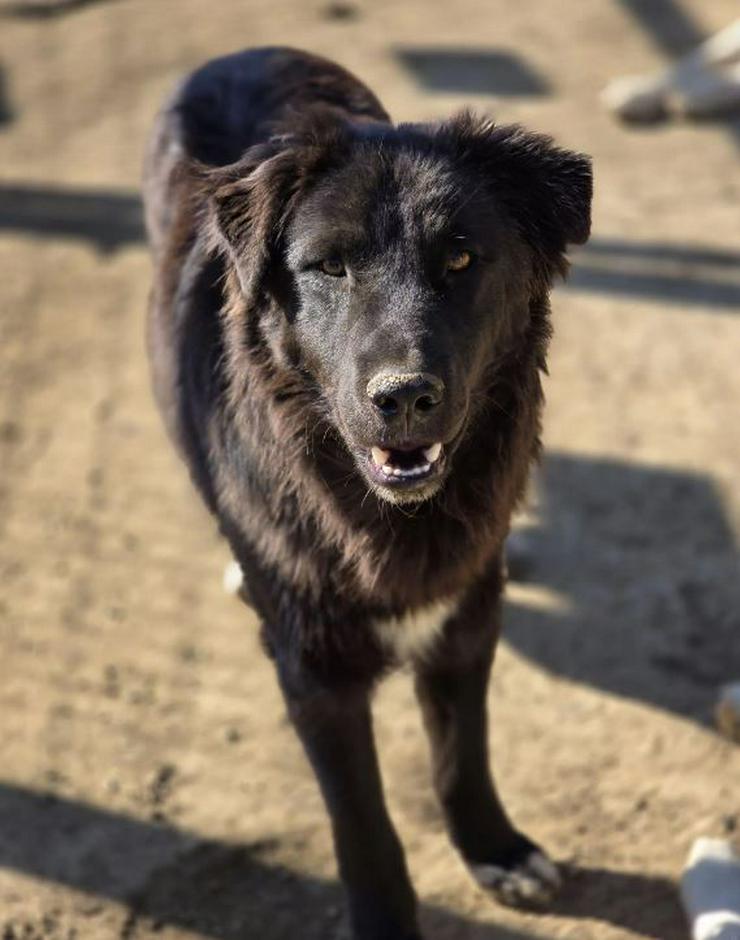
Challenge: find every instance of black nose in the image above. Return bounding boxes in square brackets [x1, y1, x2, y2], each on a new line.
[366, 372, 445, 421]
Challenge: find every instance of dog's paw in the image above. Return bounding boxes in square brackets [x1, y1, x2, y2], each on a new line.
[469, 849, 562, 909]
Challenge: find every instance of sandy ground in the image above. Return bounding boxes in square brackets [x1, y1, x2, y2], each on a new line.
[1, 0, 739, 938]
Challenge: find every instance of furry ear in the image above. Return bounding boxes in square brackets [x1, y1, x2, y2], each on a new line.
[198, 140, 301, 301]
[199, 118, 352, 303]
[443, 112, 592, 277]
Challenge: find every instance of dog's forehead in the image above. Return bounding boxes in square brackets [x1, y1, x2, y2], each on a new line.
[293, 143, 472, 243]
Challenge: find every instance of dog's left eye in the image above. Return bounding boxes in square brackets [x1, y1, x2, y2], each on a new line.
[318, 258, 346, 277]
[446, 249, 473, 273]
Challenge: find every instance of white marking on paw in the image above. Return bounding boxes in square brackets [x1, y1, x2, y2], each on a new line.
[470, 851, 561, 907]
[526, 850, 562, 889]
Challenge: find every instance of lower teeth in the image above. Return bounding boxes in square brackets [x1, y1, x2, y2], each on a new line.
[381, 463, 431, 478]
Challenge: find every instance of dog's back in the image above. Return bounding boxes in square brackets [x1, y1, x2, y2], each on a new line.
[143, 48, 387, 251]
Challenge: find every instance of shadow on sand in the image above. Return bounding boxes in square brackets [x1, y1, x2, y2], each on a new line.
[0, 183, 144, 253]
[0, 781, 684, 939]
[566, 238, 740, 312]
[0, 0, 121, 19]
[0, 65, 13, 126]
[393, 47, 550, 97]
[505, 453, 740, 723]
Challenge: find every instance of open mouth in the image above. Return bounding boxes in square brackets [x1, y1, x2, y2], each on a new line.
[366, 441, 444, 490]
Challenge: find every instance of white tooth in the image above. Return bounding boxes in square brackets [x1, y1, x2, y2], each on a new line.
[372, 447, 391, 467]
[402, 463, 431, 478]
[382, 464, 394, 476]
[423, 442, 442, 463]
[393, 467, 403, 476]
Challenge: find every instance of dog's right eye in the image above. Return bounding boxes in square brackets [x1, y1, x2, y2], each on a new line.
[446, 249, 473, 273]
[318, 258, 346, 277]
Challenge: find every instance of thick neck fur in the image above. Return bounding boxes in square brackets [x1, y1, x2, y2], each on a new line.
[212, 270, 550, 613]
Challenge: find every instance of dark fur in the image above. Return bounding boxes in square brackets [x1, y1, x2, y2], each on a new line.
[144, 47, 591, 939]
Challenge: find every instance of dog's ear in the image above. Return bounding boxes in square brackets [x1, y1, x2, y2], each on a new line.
[443, 112, 592, 277]
[198, 120, 350, 302]
[197, 140, 303, 301]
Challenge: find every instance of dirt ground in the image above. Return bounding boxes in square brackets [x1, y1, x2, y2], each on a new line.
[1, 0, 739, 938]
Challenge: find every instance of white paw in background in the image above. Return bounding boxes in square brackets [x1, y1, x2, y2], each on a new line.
[681, 838, 740, 940]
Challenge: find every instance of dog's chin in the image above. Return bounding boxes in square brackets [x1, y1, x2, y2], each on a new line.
[370, 477, 444, 506]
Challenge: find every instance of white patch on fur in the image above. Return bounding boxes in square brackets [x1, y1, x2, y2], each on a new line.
[373, 596, 458, 660]
[222, 560, 244, 595]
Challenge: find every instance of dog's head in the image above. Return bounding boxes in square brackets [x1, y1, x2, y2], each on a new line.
[204, 113, 591, 504]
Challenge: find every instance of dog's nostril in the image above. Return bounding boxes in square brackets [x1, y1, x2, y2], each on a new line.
[415, 393, 437, 413]
[367, 372, 445, 420]
[373, 393, 399, 416]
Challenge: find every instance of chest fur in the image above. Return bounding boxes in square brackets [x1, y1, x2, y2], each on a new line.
[372, 596, 459, 661]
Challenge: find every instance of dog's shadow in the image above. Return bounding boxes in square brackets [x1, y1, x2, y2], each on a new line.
[553, 864, 684, 939]
[505, 452, 740, 722]
[0, 781, 682, 940]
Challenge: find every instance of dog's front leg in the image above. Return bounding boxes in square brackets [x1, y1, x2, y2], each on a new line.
[275, 653, 422, 940]
[413, 584, 562, 909]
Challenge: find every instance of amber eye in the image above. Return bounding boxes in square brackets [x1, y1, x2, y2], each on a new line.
[446, 249, 473, 273]
[319, 258, 346, 277]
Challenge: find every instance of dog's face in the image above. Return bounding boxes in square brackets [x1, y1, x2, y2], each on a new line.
[208, 115, 591, 504]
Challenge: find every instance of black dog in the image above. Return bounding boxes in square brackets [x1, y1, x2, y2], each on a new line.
[144, 47, 591, 940]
